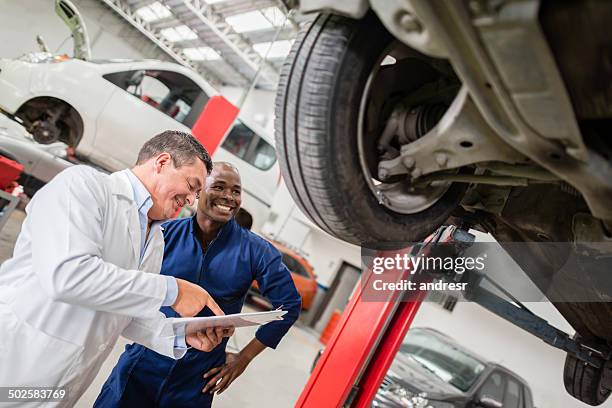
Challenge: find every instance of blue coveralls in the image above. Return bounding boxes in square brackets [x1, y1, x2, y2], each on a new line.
[94, 217, 302, 407]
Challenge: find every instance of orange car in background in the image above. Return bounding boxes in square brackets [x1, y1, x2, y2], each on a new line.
[250, 241, 317, 310]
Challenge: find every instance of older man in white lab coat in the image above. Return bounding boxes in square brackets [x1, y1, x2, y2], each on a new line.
[0, 130, 228, 407]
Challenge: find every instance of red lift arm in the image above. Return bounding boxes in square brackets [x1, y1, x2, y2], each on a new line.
[296, 227, 462, 408]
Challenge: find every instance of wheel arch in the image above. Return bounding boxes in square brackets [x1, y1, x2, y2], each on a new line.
[15, 96, 84, 147]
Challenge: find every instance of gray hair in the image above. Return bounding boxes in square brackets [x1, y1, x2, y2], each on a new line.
[136, 130, 213, 173]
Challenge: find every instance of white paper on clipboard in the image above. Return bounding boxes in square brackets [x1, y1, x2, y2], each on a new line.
[168, 309, 287, 337]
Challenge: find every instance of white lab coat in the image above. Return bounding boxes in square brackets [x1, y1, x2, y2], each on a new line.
[0, 166, 184, 408]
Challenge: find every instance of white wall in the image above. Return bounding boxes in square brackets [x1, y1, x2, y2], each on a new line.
[260, 181, 362, 288]
[0, 0, 170, 61]
[260, 181, 362, 326]
[221, 86, 276, 135]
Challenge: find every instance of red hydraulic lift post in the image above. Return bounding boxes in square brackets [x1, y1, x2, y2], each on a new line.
[296, 226, 461, 408]
[352, 289, 428, 408]
[295, 249, 412, 408]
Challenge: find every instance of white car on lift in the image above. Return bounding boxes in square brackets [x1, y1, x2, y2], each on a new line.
[0, 1, 279, 231]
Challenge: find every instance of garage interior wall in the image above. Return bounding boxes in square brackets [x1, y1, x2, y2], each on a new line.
[0, 0, 277, 130]
[261, 180, 362, 289]
[260, 181, 363, 325]
[0, 0, 170, 62]
[220, 86, 276, 134]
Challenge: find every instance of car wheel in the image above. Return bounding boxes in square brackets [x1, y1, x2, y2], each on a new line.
[16, 97, 83, 147]
[564, 350, 611, 405]
[275, 12, 467, 248]
[30, 119, 61, 144]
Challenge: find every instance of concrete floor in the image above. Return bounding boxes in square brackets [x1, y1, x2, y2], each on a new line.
[0, 209, 322, 407]
[0, 207, 24, 262]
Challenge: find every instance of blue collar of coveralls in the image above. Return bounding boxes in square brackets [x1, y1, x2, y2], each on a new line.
[188, 214, 238, 247]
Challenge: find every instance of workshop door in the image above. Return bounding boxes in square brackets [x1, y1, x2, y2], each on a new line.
[314, 262, 361, 333]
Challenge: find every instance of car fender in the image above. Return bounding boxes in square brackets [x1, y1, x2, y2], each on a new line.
[28, 60, 115, 120]
[27, 60, 117, 153]
[0, 59, 34, 113]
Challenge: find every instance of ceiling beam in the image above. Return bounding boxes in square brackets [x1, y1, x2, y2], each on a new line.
[169, 0, 280, 88]
[98, 0, 225, 87]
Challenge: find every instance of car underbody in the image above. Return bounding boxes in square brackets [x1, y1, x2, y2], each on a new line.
[275, 0, 612, 405]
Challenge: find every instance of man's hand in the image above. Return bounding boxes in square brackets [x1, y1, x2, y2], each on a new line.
[186, 326, 234, 352]
[172, 278, 224, 317]
[202, 352, 250, 394]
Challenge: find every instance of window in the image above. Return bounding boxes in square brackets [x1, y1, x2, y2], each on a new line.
[103, 69, 209, 128]
[173, 99, 191, 123]
[221, 120, 276, 170]
[221, 121, 251, 157]
[504, 378, 522, 408]
[252, 137, 276, 169]
[136, 74, 169, 106]
[281, 252, 310, 278]
[478, 372, 505, 403]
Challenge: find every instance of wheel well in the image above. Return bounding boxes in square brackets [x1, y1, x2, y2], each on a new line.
[16, 96, 84, 147]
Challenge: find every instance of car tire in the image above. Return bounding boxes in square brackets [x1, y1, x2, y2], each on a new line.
[274, 12, 467, 248]
[564, 351, 611, 406]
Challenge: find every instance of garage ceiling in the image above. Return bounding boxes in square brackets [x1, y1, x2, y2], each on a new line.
[98, 0, 301, 90]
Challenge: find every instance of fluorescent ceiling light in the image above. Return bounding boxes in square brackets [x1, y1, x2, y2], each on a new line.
[183, 47, 221, 61]
[225, 7, 291, 33]
[226, 11, 273, 33]
[135, 2, 171, 22]
[161, 25, 198, 42]
[253, 40, 293, 59]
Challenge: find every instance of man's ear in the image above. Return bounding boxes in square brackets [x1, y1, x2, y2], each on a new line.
[153, 152, 172, 173]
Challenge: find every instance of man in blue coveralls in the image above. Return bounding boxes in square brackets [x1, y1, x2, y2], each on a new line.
[94, 162, 302, 407]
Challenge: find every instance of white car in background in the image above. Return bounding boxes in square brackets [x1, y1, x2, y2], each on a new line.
[0, 0, 279, 231]
[0, 57, 279, 230]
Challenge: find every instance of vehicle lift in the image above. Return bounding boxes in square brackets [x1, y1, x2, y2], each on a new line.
[296, 225, 612, 407]
[0, 155, 23, 233]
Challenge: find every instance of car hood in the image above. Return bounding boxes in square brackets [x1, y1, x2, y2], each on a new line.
[384, 355, 467, 399]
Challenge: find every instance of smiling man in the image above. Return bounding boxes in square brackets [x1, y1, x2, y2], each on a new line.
[94, 162, 302, 408]
[0, 131, 226, 407]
